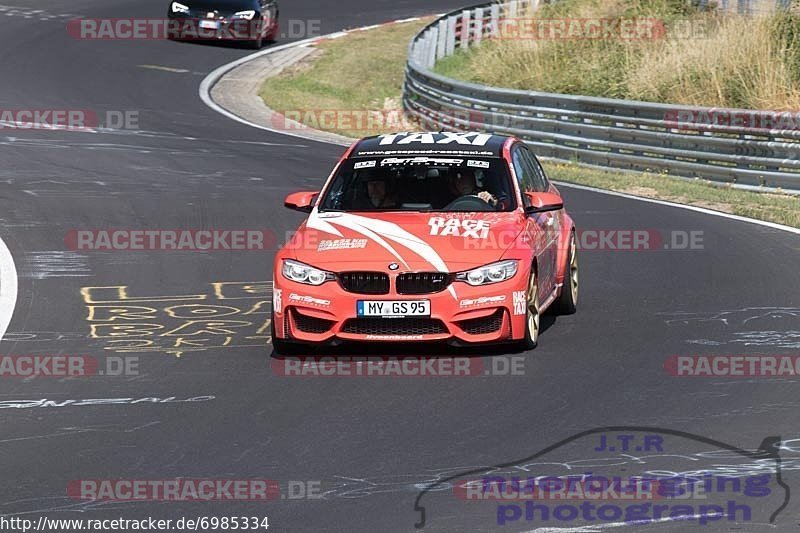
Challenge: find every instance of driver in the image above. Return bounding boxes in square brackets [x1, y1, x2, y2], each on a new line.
[366, 178, 398, 208]
[449, 168, 497, 207]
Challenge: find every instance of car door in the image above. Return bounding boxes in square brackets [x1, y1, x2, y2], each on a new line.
[516, 145, 559, 300]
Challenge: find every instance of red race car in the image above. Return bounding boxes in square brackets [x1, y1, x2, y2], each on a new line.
[271, 132, 578, 354]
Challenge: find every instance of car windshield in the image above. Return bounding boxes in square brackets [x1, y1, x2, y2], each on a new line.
[319, 156, 516, 212]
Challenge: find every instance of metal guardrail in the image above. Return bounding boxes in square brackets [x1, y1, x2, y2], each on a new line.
[402, 0, 800, 190]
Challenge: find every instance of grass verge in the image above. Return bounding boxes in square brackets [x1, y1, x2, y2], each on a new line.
[435, 0, 800, 110]
[258, 17, 800, 228]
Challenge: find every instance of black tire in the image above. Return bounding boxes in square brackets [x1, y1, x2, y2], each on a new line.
[553, 231, 578, 315]
[270, 310, 304, 356]
[247, 34, 263, 50]
[518, 269, 540, 350]
[247, 18, 264, 49]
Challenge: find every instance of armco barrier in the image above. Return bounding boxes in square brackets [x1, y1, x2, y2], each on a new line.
[402, 0, 800, 189]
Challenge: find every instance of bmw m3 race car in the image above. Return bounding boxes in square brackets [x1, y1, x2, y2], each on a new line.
[271, 132, 578, 354]
[167, 0, 279, 48]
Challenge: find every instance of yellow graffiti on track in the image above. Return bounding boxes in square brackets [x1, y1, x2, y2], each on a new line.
[81, 282, 273, 357]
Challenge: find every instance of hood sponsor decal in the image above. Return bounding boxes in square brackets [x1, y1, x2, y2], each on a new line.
[429, 217, 491, 239]
[317, 239, 368, 251]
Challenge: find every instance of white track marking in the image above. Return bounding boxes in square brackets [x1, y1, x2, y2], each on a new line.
[0, 235, 18, 342]
[199, 22, 800, 238]
[199, 35, 351, 145]
[554, 181, 800, 236]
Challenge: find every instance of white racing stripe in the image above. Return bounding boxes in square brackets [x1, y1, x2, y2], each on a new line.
[0, 235, 18, 342]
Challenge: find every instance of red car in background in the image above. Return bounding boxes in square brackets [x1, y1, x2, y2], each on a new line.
[271, 132, 578, 354]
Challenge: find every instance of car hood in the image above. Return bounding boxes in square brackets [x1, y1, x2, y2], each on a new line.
[284, 210, 526, 272]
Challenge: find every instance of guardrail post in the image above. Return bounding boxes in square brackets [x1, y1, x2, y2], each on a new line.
[411, 38, 420, 65]
[489, 4, 501, 39]
[429, 30, 438, 68]
[436, 19, 448, 60]
[473, 7, 484, 45]
[460, 10, 472, 50]
[420, 33, 430, 68]
[445, 15, 457, 56]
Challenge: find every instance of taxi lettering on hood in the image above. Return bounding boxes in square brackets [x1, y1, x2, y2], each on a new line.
[428, 217, 491, 239]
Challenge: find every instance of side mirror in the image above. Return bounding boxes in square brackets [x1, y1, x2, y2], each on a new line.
[524, 192, 564, 215]
[284, 191, 319, 213]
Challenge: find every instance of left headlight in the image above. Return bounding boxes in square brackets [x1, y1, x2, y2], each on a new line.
[232, 9, 256, 20]
[455, 260, 518, 286]
[171, 2, 190, 13]
[282, 259, 335, 286]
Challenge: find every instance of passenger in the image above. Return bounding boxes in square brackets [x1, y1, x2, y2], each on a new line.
[366, 178, 398, 208]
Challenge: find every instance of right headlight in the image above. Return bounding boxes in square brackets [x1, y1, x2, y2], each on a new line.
[232, 9, 256, 20]
[282, 259, 335, 286]
[455, 260, 518, 286]
[171, 2, 190, 13]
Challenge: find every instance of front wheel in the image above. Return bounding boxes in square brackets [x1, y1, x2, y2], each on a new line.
[518, 269, 540, 350]
[554, 231, 578, 315]
[247, 34, 263, 49]
[247, 19, 264, 49]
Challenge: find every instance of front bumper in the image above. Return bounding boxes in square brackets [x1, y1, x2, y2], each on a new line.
[166, 14, 273, 40]
[272, 274, 530, 345]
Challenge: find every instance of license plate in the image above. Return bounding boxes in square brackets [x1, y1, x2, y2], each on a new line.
[357, 300, 430, 317]
[199, 20, 219, 29]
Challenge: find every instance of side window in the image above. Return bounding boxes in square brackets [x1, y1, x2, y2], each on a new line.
[511, 148, 534, 207]
[520, 147, 548, 192]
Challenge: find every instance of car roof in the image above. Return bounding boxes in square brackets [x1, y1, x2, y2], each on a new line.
[349, 132, 512, 159]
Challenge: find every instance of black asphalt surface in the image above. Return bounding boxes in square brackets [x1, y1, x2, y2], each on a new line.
[0, 1, 799, 532]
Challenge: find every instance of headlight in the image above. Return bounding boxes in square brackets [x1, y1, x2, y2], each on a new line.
[233, 9, 256, 20]
[455, 260, 518, 286]
[282, 259, 335, 286]
[171, 2, 190, 13]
